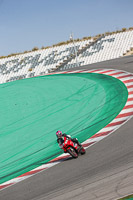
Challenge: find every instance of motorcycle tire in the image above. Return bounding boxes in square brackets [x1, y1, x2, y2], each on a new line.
[80, 147, 86, 155]
[67, 147, 78, 158]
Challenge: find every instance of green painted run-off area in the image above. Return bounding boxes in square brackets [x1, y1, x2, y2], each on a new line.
[119, 194, 133, 200]
[0, 73, 128, 184]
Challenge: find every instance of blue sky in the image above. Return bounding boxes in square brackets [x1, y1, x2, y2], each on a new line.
[0, 0, 133, 56]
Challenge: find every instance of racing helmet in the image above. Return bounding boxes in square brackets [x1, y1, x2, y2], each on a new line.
[56, 130, 62, 138]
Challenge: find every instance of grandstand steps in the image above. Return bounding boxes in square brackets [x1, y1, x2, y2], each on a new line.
[56, 35, 103, 72]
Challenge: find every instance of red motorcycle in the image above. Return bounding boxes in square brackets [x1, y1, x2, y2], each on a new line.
[59, 138, 86, 158]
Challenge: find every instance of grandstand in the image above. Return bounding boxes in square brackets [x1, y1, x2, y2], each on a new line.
[61, 29, 133, 71]
[0, 28, 133, 83]
[0, 38, 93, 84]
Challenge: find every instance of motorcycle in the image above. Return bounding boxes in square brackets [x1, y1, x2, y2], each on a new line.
[59, 138, 86, 158]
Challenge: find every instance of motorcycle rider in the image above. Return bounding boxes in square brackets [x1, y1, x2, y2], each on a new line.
[56, 130, 82, 147]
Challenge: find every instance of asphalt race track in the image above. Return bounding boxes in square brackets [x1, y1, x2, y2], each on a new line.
[0, 55, 133, 200]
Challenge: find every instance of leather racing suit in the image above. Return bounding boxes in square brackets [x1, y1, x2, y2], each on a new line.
[57, 133, 82, 147]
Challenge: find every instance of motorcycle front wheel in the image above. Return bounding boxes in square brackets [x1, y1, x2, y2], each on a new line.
[67, 147, 78, 158]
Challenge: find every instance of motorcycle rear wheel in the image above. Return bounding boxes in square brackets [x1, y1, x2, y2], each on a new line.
[80, 147, 86, 155]
[67, 147, 78, 158]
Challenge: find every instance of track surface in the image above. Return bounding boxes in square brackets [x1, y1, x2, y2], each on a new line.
[0, 55, 133, 200]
